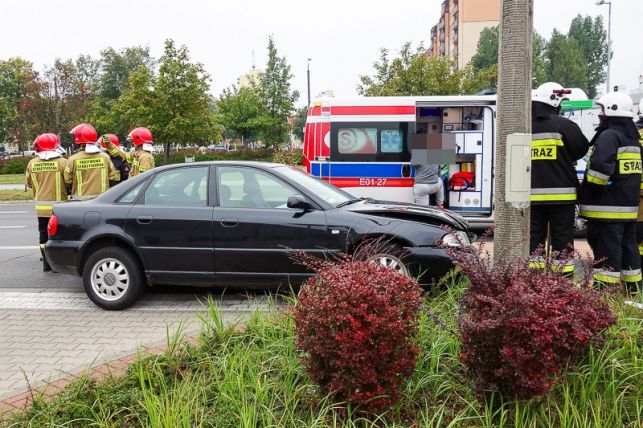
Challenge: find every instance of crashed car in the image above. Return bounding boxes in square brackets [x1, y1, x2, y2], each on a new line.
[46, 161, 471, 309]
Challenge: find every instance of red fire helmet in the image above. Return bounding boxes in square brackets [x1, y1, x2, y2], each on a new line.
[126, 127, 153, 146]
[33, 133, 60, 152]
[70, 123, 98, 144]
[100, 133, 120, 149]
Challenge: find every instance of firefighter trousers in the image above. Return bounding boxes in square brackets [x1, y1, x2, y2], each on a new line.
[37, 216, 51, 271]
[587, 221, 642, 292]
[529, 204, 575, 253]
[637, 222, 643, 267]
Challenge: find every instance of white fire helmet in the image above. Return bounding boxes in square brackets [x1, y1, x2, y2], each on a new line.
[532, 82, 571, 108]
[595, 92, 634, 118]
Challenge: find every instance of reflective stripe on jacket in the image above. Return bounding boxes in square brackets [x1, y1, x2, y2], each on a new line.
[64, 151, 115, 198]
[530, 102, 590, 205]
[579, 124, 641, 222]
[26, 157, 69, 217]
[108, 147, 155, 178]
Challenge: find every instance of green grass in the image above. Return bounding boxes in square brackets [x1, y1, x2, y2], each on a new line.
[2, 287, 641, 427]
[0, 189, 31, 202]
[0, 174, 24, 185]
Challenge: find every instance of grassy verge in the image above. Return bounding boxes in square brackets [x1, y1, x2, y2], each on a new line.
[0, 189, 31, 202]
[3, 287, 642, 427]
[0, 174, 24, 185]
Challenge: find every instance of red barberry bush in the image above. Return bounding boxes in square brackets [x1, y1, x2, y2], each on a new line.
[292, 251, 423, 413]
[443, 230, 617, 400]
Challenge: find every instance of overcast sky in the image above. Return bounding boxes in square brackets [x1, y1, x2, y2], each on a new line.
[1, 0, 641, 105]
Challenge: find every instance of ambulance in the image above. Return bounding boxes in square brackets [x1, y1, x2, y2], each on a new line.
[303, 95, 593, 229]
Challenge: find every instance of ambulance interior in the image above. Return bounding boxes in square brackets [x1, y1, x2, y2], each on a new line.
[415, 105, 493, 215]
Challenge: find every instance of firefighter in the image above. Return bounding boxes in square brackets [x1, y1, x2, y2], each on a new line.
[103, 127, 155, 178]
[529, 82, 590, 273]
[100, 133, 130, 186]
[636, 99, 643, 266]
[579, 92, 642, 293]
[25, 133, 68, 271]
[64, 124, 115, 199]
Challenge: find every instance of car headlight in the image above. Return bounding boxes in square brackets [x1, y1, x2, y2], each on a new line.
[441, 231, 470, 247]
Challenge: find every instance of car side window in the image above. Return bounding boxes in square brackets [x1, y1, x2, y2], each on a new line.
[116, 180, 148, 204]
[218, 167, 298, 209]
[143, 167, 209, 206]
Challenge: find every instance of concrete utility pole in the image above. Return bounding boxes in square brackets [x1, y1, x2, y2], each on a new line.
[493, 0, 533, 264]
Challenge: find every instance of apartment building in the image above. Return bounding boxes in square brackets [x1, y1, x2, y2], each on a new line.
[427, 0, 500, 69]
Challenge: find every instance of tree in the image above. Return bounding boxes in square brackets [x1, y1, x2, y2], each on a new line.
[153, 40, 215, 162]
[532, 32, 549, 87]
[568, 15, 608, 98]
[216, 85, 268, 147]
[109, 66, 158, 140]
[258, 36, 299, 149]
[31, 58, 96, 146]
[547, 30, 588, 91]
[494, 0, 533, 264]
[97, 46, 154, 102]
[358, 43, 494, 96]
[471, 27, 548, 88]
[472, 26, 499, 72]
[292, 105, 308, 141]
[0, 58, 41, 151]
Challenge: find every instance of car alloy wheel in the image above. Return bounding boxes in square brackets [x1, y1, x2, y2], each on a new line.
[368, 253, 409, 276]
[90, 257, 130, 302]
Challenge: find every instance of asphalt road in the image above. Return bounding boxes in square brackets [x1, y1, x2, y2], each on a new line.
[0, 202, 82, 289]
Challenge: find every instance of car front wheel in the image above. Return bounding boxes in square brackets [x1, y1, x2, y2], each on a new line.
[364, 244, 410, 276]
[82, 247, 145, 310]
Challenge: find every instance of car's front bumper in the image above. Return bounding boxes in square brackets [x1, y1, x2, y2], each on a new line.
[404, 246, 457, 286]
[45, 240, 83, 275]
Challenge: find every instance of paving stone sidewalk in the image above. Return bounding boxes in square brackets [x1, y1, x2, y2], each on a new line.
[0, 291, 276, 401]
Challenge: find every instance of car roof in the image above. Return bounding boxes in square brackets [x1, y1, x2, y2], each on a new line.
[154, 160, 285, 172]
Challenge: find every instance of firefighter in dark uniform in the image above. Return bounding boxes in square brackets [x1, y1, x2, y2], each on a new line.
[529, 82, 590, 274]
[579, 92, 642, 293]
[635, 99, 643, 267]
[100, 134, 130, 186]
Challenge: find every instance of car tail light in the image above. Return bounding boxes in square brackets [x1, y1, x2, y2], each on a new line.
[48, 214, 58, 236]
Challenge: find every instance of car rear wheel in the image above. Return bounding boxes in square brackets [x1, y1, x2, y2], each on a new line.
[82, 247, 145, 310]
[364, 244, 409, 276]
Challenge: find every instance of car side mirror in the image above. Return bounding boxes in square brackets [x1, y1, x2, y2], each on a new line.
[287, 195, 312, 210]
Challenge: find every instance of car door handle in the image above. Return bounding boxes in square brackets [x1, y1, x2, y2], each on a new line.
[220, 217, 239, 227]
[136, 216, 153, 225]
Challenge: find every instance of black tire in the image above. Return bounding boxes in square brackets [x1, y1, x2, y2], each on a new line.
[82, 246, 145, 310]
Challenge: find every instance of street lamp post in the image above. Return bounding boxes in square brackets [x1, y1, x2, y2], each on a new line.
[307, 58, 312, 107]
[596, 0, 612, 93]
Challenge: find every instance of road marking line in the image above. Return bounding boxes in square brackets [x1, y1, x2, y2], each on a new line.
[0, 291, 277, 312]
[0, 246, 39, 250]
[0, 211, 28, 214]
[0, 226, 26, 229]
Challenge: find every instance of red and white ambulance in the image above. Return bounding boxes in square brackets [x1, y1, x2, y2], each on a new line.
[303, 95, 498, 228]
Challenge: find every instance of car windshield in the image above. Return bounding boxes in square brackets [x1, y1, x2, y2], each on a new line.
[275, 166, 355, 208]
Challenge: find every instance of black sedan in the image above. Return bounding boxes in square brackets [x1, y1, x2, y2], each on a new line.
[46, 162, 471, 310]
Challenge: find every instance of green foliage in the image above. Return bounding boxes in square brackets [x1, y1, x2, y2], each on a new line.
[292, 105, 307, 141]
[357, 42, 494, 96]
[547, 29, 588, 90]
[258, 36, 299, 148]
[0, 58, 42, 151]
[471, 26, 499, 72]
[471, 27, 549, 88]
[0, 173, 23, 183]
[153, 148, 273, 166]
[216, 85, 268, 145]
[568, 14, 608, 98]
[0, 189, 31, 201]
[0, 156, 30, 174]
[6, 284, 641, 427]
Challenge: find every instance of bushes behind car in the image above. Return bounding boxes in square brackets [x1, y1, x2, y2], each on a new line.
[0, 156, 30, 174]
[154, 149, 274, 166]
